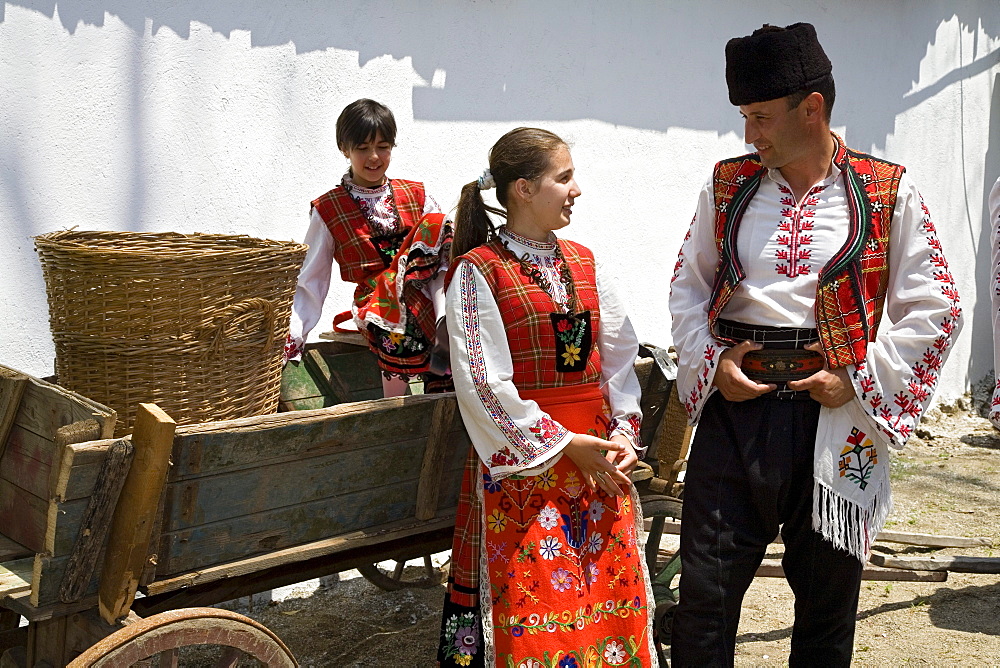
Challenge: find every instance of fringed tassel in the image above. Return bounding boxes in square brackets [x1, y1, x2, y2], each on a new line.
[812, 474, 893, 563]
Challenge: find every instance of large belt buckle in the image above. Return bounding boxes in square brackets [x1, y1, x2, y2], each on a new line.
[741, 348, 824, 384]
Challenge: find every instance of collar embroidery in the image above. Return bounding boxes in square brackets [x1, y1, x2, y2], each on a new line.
[500, 226, 557, 252]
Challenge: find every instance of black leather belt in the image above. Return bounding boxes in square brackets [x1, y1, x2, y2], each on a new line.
[717, 319, 824, 397]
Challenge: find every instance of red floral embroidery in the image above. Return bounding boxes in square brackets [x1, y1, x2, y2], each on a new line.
[490, 446, 522, 467]
[774, 184, 822, 278]
[529, 417, 561, 441]
[853, 195, 960, 446]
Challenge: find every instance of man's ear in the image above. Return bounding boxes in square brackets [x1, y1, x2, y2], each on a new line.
[803, 91, 826, 121]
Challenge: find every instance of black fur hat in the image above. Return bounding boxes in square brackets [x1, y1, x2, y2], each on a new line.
[725, 23, 832, 106]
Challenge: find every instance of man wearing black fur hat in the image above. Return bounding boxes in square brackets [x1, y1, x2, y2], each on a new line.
[668, 23, 962, 665]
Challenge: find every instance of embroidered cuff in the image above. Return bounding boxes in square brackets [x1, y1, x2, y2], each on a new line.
[283, 334, 304, 364]
[610, 414, 645, 459]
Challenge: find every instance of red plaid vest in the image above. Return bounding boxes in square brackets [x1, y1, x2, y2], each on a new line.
[708, 134, 904, 369]
[311, 179, 426, 285]
[461, 240, 602, 390]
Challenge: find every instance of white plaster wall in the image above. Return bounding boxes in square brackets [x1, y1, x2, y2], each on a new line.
[1, 1, 998, 405]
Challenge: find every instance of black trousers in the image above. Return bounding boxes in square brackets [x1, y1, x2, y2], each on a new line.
[671, 392, 864, 667]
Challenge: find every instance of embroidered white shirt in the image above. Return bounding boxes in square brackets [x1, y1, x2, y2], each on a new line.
[447, 229, 643, 480]
[724, 165, 848, 328]
[286, 175, 442, 357]
[670, 157, 962, 560]
[988, 177, 1000, 428]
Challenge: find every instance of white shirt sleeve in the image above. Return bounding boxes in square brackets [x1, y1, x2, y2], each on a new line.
[595, 261, 644, 455]
[848, 172, 963, 448]
[668, 177, 729, 423]
[987, 178, 1000, 428]
[447, 260, 573, 480]
[423, 191, 443, 215]
[286, 207, 336, 361]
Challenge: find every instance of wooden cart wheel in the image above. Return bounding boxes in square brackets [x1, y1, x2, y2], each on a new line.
[66, 607, 297, 667]
[358, 555, 449, 591]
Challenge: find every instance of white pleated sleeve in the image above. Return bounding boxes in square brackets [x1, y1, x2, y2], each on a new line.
[846, 173, 962, 449]
[986, 178, 1000, 428]
[668, 178, 728, 423]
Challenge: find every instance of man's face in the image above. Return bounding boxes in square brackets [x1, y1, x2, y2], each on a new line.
[739, 97, 810, 170]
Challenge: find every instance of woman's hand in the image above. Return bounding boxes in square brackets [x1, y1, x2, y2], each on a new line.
[562, 433, 630, 497]
[606, 434, 639, 477]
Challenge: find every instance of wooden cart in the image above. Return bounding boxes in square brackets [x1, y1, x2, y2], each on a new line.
[0, 339, 681, 667]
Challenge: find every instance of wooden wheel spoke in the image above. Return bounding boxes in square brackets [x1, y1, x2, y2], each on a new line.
[357, 555, 449, 591]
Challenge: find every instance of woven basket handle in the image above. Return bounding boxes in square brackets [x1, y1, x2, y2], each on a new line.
[203, 298, 276, 354]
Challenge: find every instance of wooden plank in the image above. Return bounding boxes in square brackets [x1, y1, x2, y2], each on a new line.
[754, 558, 948, 582]
[316, 331, 368, 347]
[160, 435, 434, 530]
[136, 525, 454, 616]
[2, 589, 98, 624]
[138, 481, 169, 590]
[641, 522, 1000, 551]
[52, 439, 117, 503]
[0, 558, 32, 598]
[98, 404, 175, 624]
[874, 530, 993, 548]
[31, 513, 458, 608]
[144, 514, 454, 596]
[303, 348, 348, 403]
[869, 553, 1000, 574]
[279, 358, 326, 404]
[156, 478, 423, 576]
[167, 395, 442, 480]
[416, 398, 458, 520]
[0, 425, 58, 501]
[0, 536, 30, 563]
[59, 439, 134, 603]
[5, 367, 116, 442]
[26, 614, 67, 668]
[0, 368, 27, 462]
[0, 480, 47, 553]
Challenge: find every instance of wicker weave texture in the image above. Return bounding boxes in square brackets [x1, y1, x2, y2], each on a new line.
[35, 230, 308, 436]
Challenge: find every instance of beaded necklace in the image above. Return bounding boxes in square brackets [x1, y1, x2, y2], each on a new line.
[499, 229, 592, 372]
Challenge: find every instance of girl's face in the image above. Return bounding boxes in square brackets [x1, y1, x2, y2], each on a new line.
[344, 130, 392, 187]
[521, 145, 581, 234]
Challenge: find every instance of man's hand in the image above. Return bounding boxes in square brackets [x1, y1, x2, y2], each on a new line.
[713, 340, 777, 401]
[786, 342, 856, 408]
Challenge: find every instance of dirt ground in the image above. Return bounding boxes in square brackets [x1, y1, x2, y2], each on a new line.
[223, 406, 1000, 667]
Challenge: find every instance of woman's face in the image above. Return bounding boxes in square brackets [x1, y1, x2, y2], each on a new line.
[521, 145, 581, 233]
[344, 131, 392, 187]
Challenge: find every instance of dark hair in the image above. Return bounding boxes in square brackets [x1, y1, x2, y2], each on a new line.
[335, 99, 397, 152]
[786, 73, 836, 121]
[452, 127, 567, 260]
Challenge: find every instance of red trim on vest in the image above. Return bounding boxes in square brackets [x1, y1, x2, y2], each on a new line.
[708, 135, 904, 369]
[311, 179, 426, 285]
[460, 240, 602, 390]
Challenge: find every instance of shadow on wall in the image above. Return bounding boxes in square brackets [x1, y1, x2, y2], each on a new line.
[3, 0, 998, 150]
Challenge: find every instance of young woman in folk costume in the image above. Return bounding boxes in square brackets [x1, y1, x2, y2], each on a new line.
[437, 128, 657, 667]
[285, 99, 453, 395]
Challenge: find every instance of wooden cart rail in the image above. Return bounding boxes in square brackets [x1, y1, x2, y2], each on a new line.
[0, 344, 675, 667]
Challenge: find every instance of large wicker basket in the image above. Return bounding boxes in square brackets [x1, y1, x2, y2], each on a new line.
[35, 230, 308, 435]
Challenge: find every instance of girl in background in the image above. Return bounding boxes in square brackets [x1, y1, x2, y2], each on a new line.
[286, 98, 452, 395]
